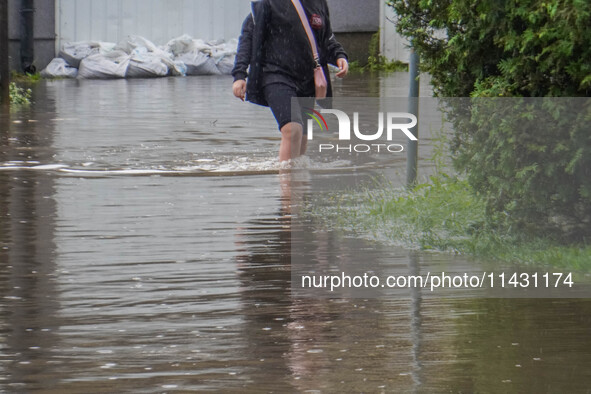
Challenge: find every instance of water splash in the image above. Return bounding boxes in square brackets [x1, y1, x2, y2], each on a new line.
[0, 155, 354, 177]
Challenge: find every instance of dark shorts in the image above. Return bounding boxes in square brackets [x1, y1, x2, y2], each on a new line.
[263, 82, 315, 132]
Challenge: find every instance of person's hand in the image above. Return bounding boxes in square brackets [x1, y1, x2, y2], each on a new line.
[336, 58, 349, 78]
[233, 80, 246, 101]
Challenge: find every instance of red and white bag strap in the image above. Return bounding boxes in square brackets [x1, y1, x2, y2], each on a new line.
[291, 0, 321, 67]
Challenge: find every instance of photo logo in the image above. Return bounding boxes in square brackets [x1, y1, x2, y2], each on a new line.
[304, 107, 329, 132]
[306, 109, 417, 153]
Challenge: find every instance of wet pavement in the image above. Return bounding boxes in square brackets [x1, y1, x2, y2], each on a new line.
[0, 74, 590, 393]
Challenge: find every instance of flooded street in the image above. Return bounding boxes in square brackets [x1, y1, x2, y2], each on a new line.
[1, 74, 590, 393]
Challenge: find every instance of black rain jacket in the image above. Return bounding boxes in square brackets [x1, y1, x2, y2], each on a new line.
[232, 0, 347, 107]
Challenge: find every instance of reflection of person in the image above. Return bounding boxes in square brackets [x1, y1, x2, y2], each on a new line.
[232, 0, 349, 162]
[233, 169, 336, 389]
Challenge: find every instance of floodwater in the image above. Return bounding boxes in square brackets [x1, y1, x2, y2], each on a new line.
[0, 74, 590, 393]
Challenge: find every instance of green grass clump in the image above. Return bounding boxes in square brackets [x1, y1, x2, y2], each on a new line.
[10, 71, 41, 83]
[349, 31, 409, 74]
[320, 174, 591, 271]
[349, 59, 408, 74]
[364, 175, 486, 251]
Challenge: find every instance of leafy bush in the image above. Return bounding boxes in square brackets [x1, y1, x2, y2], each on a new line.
[456, 98, 591, 240]
[388, 0, 591, 240]
[388, 0, 591, 97]
[9, 82, 32, 105]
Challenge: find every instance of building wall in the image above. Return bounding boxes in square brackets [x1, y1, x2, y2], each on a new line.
[380, 2, 410, 63]
[55, 0, 253, 48]
[326, 0, 379, 33]
[8, 0, 56, 72]
[326, 1, 412, 64]
[326, 0, 381, 64]
[7, 0, 408, 72]
[55, 0, 385, 64]
[326, 1, 412, 63]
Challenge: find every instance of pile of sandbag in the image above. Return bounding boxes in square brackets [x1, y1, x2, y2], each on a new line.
[40, 34, 238, 79]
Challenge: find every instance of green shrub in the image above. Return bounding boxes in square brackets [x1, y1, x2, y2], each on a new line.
[388, 0, 591, 240]
[387, 0, 591, 97]
[455, 98, 591, 240]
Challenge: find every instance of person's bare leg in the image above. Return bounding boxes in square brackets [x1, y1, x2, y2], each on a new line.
[300, 137, 308, 156]
[279, 122, 303, 162]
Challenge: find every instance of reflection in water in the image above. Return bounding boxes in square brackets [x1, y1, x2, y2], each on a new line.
[234, 171, 427, 392]
[0, 92, 61, 390]
[0, 76, 588, 392]
[446, 298, 591, 393]
[408, 252, 423, 392]
[235, 169, 330, 391]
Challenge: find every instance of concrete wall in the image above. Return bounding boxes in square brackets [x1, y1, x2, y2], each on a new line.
[326, 0, 380, 64]
[326, 0, 379, 33]
[8, 0, 56, 72]
[6, 0, 408, 72]
[55, 0, 385, 65]
[327, 0, 411, 64]
[379, 2, 410, 63]
[55, 0, 252, 48]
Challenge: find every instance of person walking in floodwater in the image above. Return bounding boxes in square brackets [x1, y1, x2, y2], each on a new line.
[232, 0, 349, 162]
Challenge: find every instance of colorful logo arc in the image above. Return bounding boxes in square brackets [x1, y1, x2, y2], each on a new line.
[304, 107, 328, 132]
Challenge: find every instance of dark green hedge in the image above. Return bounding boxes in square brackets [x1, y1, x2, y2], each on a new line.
[388, 0, 591, 240]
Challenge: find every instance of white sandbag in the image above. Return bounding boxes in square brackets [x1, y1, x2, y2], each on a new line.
[172, 61, 188, 76]
[116, 35, 186, 77]
[151, 48, 187, 76]
[146, 47, 186, 76]
[127, 52, 169, 78]
[206, 39, 226, 47]
[165, 35, 216, 56]
[177, 51, 221, 75]
[211, 38, 239, 55]
[162, 58, 188, 76]
[193, 39, 215, 55]
[215, 55, 235, 75]
[225, 38, 239, 51]
[78, 50, 131, 79]
[59, 42, 93, 68]
[210, 39, 238, 75]
[59, 41, 116, 68]
[116, 35, 159, 54]
[40, 58, 78, 78]
[165, 34, 197, 57]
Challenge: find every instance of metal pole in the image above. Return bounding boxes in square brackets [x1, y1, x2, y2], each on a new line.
[406, 46, 420, 187]
[408, 251, 423, 392]
[0, 0, 9, 106]
[20, 0, 35, 73]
